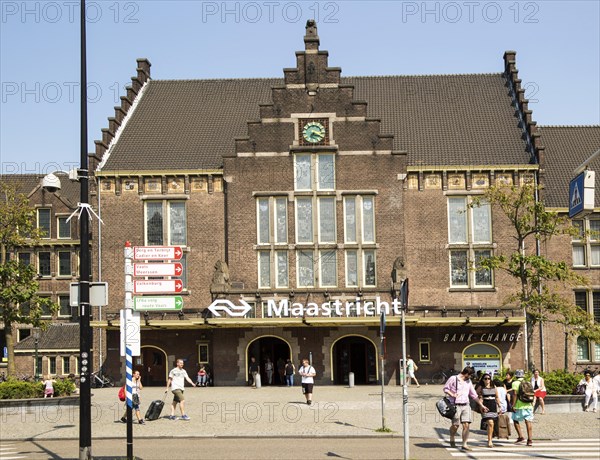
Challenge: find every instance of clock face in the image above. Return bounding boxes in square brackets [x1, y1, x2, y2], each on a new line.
[302, 121, 326, 143]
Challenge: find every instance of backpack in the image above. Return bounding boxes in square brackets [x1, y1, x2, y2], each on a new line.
[517, 379, 534, 403]
[118, 385, 126, 402]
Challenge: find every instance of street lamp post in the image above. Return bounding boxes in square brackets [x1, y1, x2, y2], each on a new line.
[78, 0, 92, 458]
[33, 327, 40, 381]
[41, 2, 92, 457]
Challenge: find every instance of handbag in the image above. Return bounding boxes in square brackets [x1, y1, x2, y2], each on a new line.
[436, 396, 457, 419]
[132, 393, 140, 405]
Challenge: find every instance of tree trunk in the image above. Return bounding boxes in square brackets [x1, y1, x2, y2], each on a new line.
[5, 320, 15, 376]
[526, 314, 536, 372]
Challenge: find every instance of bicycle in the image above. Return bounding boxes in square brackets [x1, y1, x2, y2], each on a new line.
[90, 371, 114, 388]
[431, 368, 458, 385]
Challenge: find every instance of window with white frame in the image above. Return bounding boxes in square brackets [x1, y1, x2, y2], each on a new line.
[344, 195, 376, 243]
[572, 218, 600, 267]
[575, 290, 600, 362]
[297, 250, 315, 287]
[294, 153, 335, 191]
[295, 197, 313, 243]
[38, 252, 51, 277]
[57, 216, 71, 239]
[257, 197, 288, 245]
[37, 208, 51, 238]
[447, 196, 493, 288]
[256, 197, 288, 288]
[58, 251, 71, 277]
[58, 295, 71, 317]
[319, 250, 337, 287]
[62, 356, 71, 375]
[144, 201, 187, 246]
[49, 356, 57, 375]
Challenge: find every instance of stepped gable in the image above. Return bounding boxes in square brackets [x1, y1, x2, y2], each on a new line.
[232, 20, 395, 156]
[538, 125, 600, 208]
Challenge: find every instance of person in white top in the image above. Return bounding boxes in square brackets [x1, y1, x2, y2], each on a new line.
[165, 359, 196, 420]
[579, 370, 598, 412]
[298, 358, 316, 405]
[530, 369, 547, 415]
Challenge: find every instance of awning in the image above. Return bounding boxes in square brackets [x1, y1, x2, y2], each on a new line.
[91, 316, 525, 330]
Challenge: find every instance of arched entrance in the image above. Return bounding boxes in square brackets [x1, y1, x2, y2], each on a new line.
[462, 343, 502, 377]
[136, 345, 168, 386]
[332, 335, 377, 385]
[247, 336, 291, 386]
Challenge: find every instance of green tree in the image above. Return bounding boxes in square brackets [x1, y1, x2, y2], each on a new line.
[474, 184, 600, 371]
[0, 182, 57, 376]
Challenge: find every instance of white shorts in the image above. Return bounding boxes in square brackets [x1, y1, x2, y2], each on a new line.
[451, 404, 472, 426]
[408, 371, 415, 378]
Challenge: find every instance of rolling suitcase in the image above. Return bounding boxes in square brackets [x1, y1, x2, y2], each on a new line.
[145, 393, 166, 421]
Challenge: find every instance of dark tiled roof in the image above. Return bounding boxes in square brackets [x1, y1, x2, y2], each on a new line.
[350, 74, 530, 166]
[15, 323, 79, 350]
[538, 126, 600, 208]
[0, 174, 80, 206]
[100, 73, 531, 172]
[101, 79, 280, 171]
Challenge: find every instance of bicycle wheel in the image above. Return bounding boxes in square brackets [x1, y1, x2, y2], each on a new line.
[431, 373, 445, 385]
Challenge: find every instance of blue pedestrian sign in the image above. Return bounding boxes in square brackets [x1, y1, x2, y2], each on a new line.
[569, 171, 595, 218]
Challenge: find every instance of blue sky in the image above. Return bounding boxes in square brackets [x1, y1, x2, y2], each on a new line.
[1, 0, 599, 174]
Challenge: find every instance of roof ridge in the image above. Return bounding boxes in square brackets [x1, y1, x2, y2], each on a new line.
[539, 124, 600, 129]
[151, 77, 282, 83]
[346, 72, 503, 78]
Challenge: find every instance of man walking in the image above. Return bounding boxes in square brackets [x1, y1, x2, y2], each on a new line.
[443, 366, 488, 451]
[511, 369, 534, 446]
[165, 358, 195, 420]
[406, 355, 420, 387]
[299, 358, 316, 405]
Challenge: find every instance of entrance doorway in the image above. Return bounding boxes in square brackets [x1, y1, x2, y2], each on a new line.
[332, 336, 377, 385]
[247, 336, 291, 386]
[136, 346, 167, 386]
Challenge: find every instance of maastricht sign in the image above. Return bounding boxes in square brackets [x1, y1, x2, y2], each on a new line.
[207, 297, 406, 318]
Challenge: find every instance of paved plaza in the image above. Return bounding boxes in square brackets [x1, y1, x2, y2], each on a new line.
[1, 384, 598, 441]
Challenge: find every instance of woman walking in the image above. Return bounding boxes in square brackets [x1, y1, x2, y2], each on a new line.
[530, 369, 547, 414]
[478, 373, 502, 448]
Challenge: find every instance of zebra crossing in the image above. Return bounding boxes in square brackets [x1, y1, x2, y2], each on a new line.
[439, 438, 600, 459]
[0, 443, 27, 460]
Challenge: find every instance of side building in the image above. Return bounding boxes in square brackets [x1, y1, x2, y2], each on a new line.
[1, 174, 82, 379]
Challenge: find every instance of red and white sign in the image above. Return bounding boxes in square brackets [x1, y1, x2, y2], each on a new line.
[133, 263, 183, 277]
[133, 279, 183, 294]
[133, 246, 183, 261]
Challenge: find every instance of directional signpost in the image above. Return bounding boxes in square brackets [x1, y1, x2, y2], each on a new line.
[134, 246, 183, 260]
[134, 263, 183, 277]
[133, 279, 183, 294]
[134, 296, 184, 311]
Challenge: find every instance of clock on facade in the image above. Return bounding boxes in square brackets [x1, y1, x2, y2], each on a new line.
[302, 121, 326, 143]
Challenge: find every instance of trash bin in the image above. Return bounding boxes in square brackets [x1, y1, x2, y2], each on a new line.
[348, 372, 355, 388]
[255, 373, 262, 388]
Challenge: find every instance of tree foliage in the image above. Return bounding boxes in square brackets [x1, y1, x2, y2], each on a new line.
[473, 184, 600, 370]
[0, 182, 58, 376]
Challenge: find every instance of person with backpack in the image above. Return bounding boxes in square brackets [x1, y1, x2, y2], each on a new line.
[511, 369, 534, 446]
[284, 359, 295, 386]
